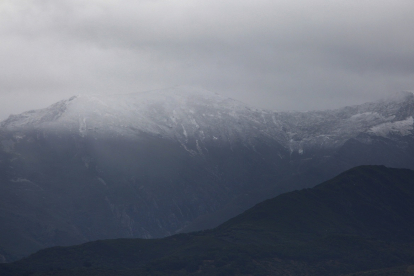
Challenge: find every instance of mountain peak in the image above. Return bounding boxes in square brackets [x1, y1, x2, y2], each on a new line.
[0, 96, 77, 129]
[0, 86, 232, 129]
[0, 86, 257, 147]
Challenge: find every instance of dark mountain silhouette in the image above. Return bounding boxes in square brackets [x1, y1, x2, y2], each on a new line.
[1, 165, 414, 275]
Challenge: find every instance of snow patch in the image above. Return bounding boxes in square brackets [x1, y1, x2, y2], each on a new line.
[369, 116, 413, 137]
[11, 178, 32, 183]
[350, 112, 376, 119]
[97, 178, 107, 186]
[196, 140, 203, 155]
[181, 124, 188, 139]
[79, 117, 87, 137]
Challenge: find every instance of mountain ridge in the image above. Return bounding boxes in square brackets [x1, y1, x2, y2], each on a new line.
[2, 87, 414, 152]
[1, 87, 414, 262]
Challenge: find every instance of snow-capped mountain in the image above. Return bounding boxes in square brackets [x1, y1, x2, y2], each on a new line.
[1, 86, 414, 262]
[1, 86, 289, 156]
[2, 86, 413, 154]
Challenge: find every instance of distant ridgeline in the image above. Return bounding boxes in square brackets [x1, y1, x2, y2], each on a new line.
[1, 165, 414, 276]
[1, 87, 414, 262]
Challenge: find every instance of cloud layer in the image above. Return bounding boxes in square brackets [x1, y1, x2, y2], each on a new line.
[1, 0, 414, 119]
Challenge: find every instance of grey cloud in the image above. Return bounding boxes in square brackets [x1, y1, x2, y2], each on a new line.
[1, 0, 414, 119]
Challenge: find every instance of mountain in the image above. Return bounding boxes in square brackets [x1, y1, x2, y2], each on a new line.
[1, 86, 414, 261]
[1, 165, 414, 275]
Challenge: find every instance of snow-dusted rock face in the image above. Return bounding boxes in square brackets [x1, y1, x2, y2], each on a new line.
[0, 86, 288, 156]
[274, 91, 414, 154]
[2, 86, 413, 155]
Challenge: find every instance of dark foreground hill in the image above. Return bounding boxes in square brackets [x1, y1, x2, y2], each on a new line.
[1, 165, 414, 275]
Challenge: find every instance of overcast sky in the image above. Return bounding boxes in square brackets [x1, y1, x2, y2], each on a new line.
[1, 0, 414, 120]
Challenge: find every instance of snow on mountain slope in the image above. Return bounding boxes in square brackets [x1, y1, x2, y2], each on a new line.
[369, 116, 414, 137]
[0, 86, 288, 155]
[269, 91, 414, 153]
[1, 87, 413, 155]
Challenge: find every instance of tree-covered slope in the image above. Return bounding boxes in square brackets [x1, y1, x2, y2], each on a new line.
[1, 165, 414, 275]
